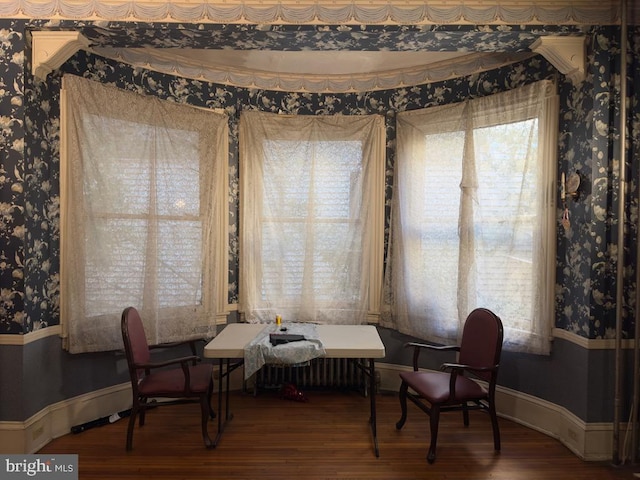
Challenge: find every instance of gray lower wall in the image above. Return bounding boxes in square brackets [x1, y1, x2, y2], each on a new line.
[0, 324, 627, 425]
[0, 334, 211, 422]
[378, 327, 624, 424]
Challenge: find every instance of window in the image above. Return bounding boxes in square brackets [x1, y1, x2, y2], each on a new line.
[60, 75, 228, 353]
[239, 111, 385, 325]
[384, 80, 558, 354]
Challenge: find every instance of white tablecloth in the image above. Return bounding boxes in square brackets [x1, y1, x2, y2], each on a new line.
[243, 323, 326, 379]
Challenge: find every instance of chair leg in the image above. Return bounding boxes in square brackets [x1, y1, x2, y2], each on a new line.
[489, 401, 501, 451]
[396, 381, 409, 430]
[139, 397, 147, 426]
[427, 405, 440, 464]
[462, 401, 469, 427]
[126, 402, 139, 451]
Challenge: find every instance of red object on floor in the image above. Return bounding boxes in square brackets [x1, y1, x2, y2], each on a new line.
[280, 383, 308, 402]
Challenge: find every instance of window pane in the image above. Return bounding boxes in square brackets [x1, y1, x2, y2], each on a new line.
[406, 132, 463, 318]
[263, 140, 362, 219]
[313, 141, 362, 219]
[82, 116, 152, 216]
[474, 120, 537, 331]
[82, 119, 205, 315]
[85, 218, 147, 317]
[392, 80, 555, 353]
[260, 226, 363, 304]
[407, 120, 537, 332]
[156, 130, 200, 217]
[63, 75, 227, 352]
[261, 140, 363, 305]
[157, 220, 203, 307]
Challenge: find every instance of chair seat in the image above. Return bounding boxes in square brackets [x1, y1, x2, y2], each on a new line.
[399, 370, 487, 404]
[139, 363, 213, 397]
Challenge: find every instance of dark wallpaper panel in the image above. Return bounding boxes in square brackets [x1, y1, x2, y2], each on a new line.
[0, 20, 26, 333]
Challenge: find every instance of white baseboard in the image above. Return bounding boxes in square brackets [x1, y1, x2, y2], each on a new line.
[375, 362, 613, 462]
[0, 383, 132, 454]
[0, 366, 240, 455]
[0, 363, 614, 461]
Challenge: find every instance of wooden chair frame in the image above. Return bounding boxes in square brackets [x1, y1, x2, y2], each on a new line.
[396, 308, 504, 463]
[121, 306, 215, 450]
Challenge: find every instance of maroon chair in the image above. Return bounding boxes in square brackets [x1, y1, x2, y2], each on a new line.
[396, 308, 504, 463]
[121, 306, 215, 450]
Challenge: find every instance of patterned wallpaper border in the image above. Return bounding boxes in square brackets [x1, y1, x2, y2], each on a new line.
[0, 0, 628, 25]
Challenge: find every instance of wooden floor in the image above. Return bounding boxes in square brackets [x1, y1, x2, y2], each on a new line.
[39, 389, 639, 480]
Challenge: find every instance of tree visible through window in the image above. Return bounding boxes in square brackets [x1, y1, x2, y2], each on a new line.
[385, 80, 558, 355]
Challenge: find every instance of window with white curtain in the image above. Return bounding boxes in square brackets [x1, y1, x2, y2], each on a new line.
[60, 75, 228, 353]
[239, 111, 385, 325]
[383, 80, 558, 355]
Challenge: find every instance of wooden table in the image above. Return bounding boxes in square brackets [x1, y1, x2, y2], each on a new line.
[204, 323, 386, 456]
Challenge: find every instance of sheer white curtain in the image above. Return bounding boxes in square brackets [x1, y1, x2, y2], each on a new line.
[382, 80, 558, 355]
[60, 75, 228, 353]
[239, 111, 385, 325]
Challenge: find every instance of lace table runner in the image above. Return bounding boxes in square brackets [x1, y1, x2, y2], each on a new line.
[243, 323, 326, 379]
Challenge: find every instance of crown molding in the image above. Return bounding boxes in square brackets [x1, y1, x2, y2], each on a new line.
[530, 36, 586, 85]
[1, 1, 628, 25]
[31, 31, 90, 80]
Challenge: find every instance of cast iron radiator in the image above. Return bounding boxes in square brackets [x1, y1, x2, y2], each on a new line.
[254, 357, 373, 394]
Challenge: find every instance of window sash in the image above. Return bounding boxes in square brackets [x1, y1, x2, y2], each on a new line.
[388, 80, 557, 354]
[60, 75, 229, 353]
[239, 111, 385, 325]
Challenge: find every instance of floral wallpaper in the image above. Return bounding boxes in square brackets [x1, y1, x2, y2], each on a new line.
[1, 20, 639, 341]
[0, 20, 26, 333]
[62, 23, 578, 52]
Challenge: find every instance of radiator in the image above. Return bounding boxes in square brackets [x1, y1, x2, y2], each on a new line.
[254, 357, 373, 394]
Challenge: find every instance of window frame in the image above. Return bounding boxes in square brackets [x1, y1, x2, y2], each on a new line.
[387, 80, 558, 354]
[60, 76, 229, 353]
[239, 111, 385, 325]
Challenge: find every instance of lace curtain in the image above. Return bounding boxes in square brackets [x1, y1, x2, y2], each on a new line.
[382, 80, 558, 355]
[60, 75, 228, 353]
[239, 111, 385, 325]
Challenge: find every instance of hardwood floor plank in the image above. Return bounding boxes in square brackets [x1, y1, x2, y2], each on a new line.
[39, 390, 637, 480]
